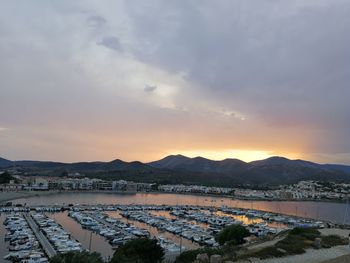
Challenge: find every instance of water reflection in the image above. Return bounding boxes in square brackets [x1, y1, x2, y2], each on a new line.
[48, 211, 114, 260]
[11, 192, 350, 224]
[105, 211, 199, 250]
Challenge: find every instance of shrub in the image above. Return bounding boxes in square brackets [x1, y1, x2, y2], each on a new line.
[174, 250, 199, 263]
[110, 238, 164, 263]
[252, 246, 286, 259]
[289, 228, 321, 240]
[174, 248, 222, 263]
[49, 251, 104, 263]
[215, 225, 250, 246]
[248, 228, 344, 260]
[321, 235, 347, 248]
[273, 228, 320, 255]
[275, 234, 307, 254]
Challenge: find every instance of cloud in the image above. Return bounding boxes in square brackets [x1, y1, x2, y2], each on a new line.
[144, 85, 157, 93]
[122, 0, 350, 154]
[0, 1, 350, 163]
[87, 15, 106, 28]
[97, 36, 123, 51]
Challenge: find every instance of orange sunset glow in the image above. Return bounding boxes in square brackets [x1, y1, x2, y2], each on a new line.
[0, 1, 349, 165]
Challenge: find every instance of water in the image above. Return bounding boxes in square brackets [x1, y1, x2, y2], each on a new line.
[11, 192, 350, 224]
[2, 192, 350, 261]
[105, 211, 199, 250]
[48, 211, 114, 261]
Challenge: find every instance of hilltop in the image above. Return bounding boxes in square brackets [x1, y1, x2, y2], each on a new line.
[1, 155, 350, 187]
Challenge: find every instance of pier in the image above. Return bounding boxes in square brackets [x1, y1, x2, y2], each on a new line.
[23, 213, 57, 258]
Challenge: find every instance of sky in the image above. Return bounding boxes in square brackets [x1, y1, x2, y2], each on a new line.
[1, 0, 350, 164]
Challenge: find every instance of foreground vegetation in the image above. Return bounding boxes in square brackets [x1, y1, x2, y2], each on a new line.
[50, 238, 164, 263]
[50, 251, 104, 263]
[242, 228, 347, 260]
[215, 224, 250, 246]
[49, 228, 347, 263]
[175, 225, 250, 263]
[174, 248, 224, 263]
[110, 238, 164, 263]
[174, 227, 347, 263]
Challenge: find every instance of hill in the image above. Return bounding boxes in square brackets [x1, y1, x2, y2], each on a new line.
[0, 157, 13, 168]
[323, 164, 350, 174]
[148, 155, 247, 174]
[1, 155, 350, 186]
[148, 155, 350, 185]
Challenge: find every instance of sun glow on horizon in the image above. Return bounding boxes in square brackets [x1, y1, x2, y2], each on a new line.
[167, 149, 278, 162]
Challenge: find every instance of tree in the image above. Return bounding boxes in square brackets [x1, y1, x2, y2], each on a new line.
[0, 171, 15, 184]
[110, 238, 164, 263]
[49, 251, 104, 263]
[174, 248, 222, 263]
[215, 224, 250, 246]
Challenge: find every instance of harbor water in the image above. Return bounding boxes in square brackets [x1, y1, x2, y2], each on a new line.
[1, 192, 350, 262]
[11, 192, 350, 224]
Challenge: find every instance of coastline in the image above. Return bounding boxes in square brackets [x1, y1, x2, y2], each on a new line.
[0, 190, 61, 203]
[0, 190, 138, 203]
[1, 190, 349, 226]
[141, 190, 349, 204]
[0, 190, 347, 204]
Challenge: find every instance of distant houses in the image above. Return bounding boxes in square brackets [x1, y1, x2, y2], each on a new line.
[0, 172, 153, 193]
[1, 170, 350, 201]
[158, 184, 234, 195]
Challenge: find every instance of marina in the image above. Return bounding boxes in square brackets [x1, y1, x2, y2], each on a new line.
[3, 213, 48, 263]
[2, 1, 350, 262]
[30, 213, 83, 254]
[68, 210, 186, 259]
[1, 196, 338, 263]
[10, 192, 350, 224]
[48, 211, 114, 261]
[23, 213, 56, 258]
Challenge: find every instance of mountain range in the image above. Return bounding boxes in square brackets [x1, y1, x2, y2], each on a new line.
[1, 155, 350, 187]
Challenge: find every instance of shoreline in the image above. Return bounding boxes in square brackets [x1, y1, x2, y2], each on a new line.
[0, 190, 62, 203]
[0, 190, 347, 204]
[145, 191, 349, 204]
[1, 190, 349, 226]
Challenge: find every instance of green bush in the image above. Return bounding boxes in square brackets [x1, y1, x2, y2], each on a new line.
[270, 228, 320, 255]
[50, 251, 104, 263]
[110, 238, 164, 263]
[174, 248, 222, 263]
[246, 228, 345, 260]
[252, 246, 286, 259]
[321, 235, 347, 248]
[215, 224, 250, 246]
[289, 228, 321, 240]
[275, 234, 308, 254]
[174, 250, 199, 263]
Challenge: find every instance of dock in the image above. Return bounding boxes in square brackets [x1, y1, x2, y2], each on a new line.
[23, 213, 57, 258]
